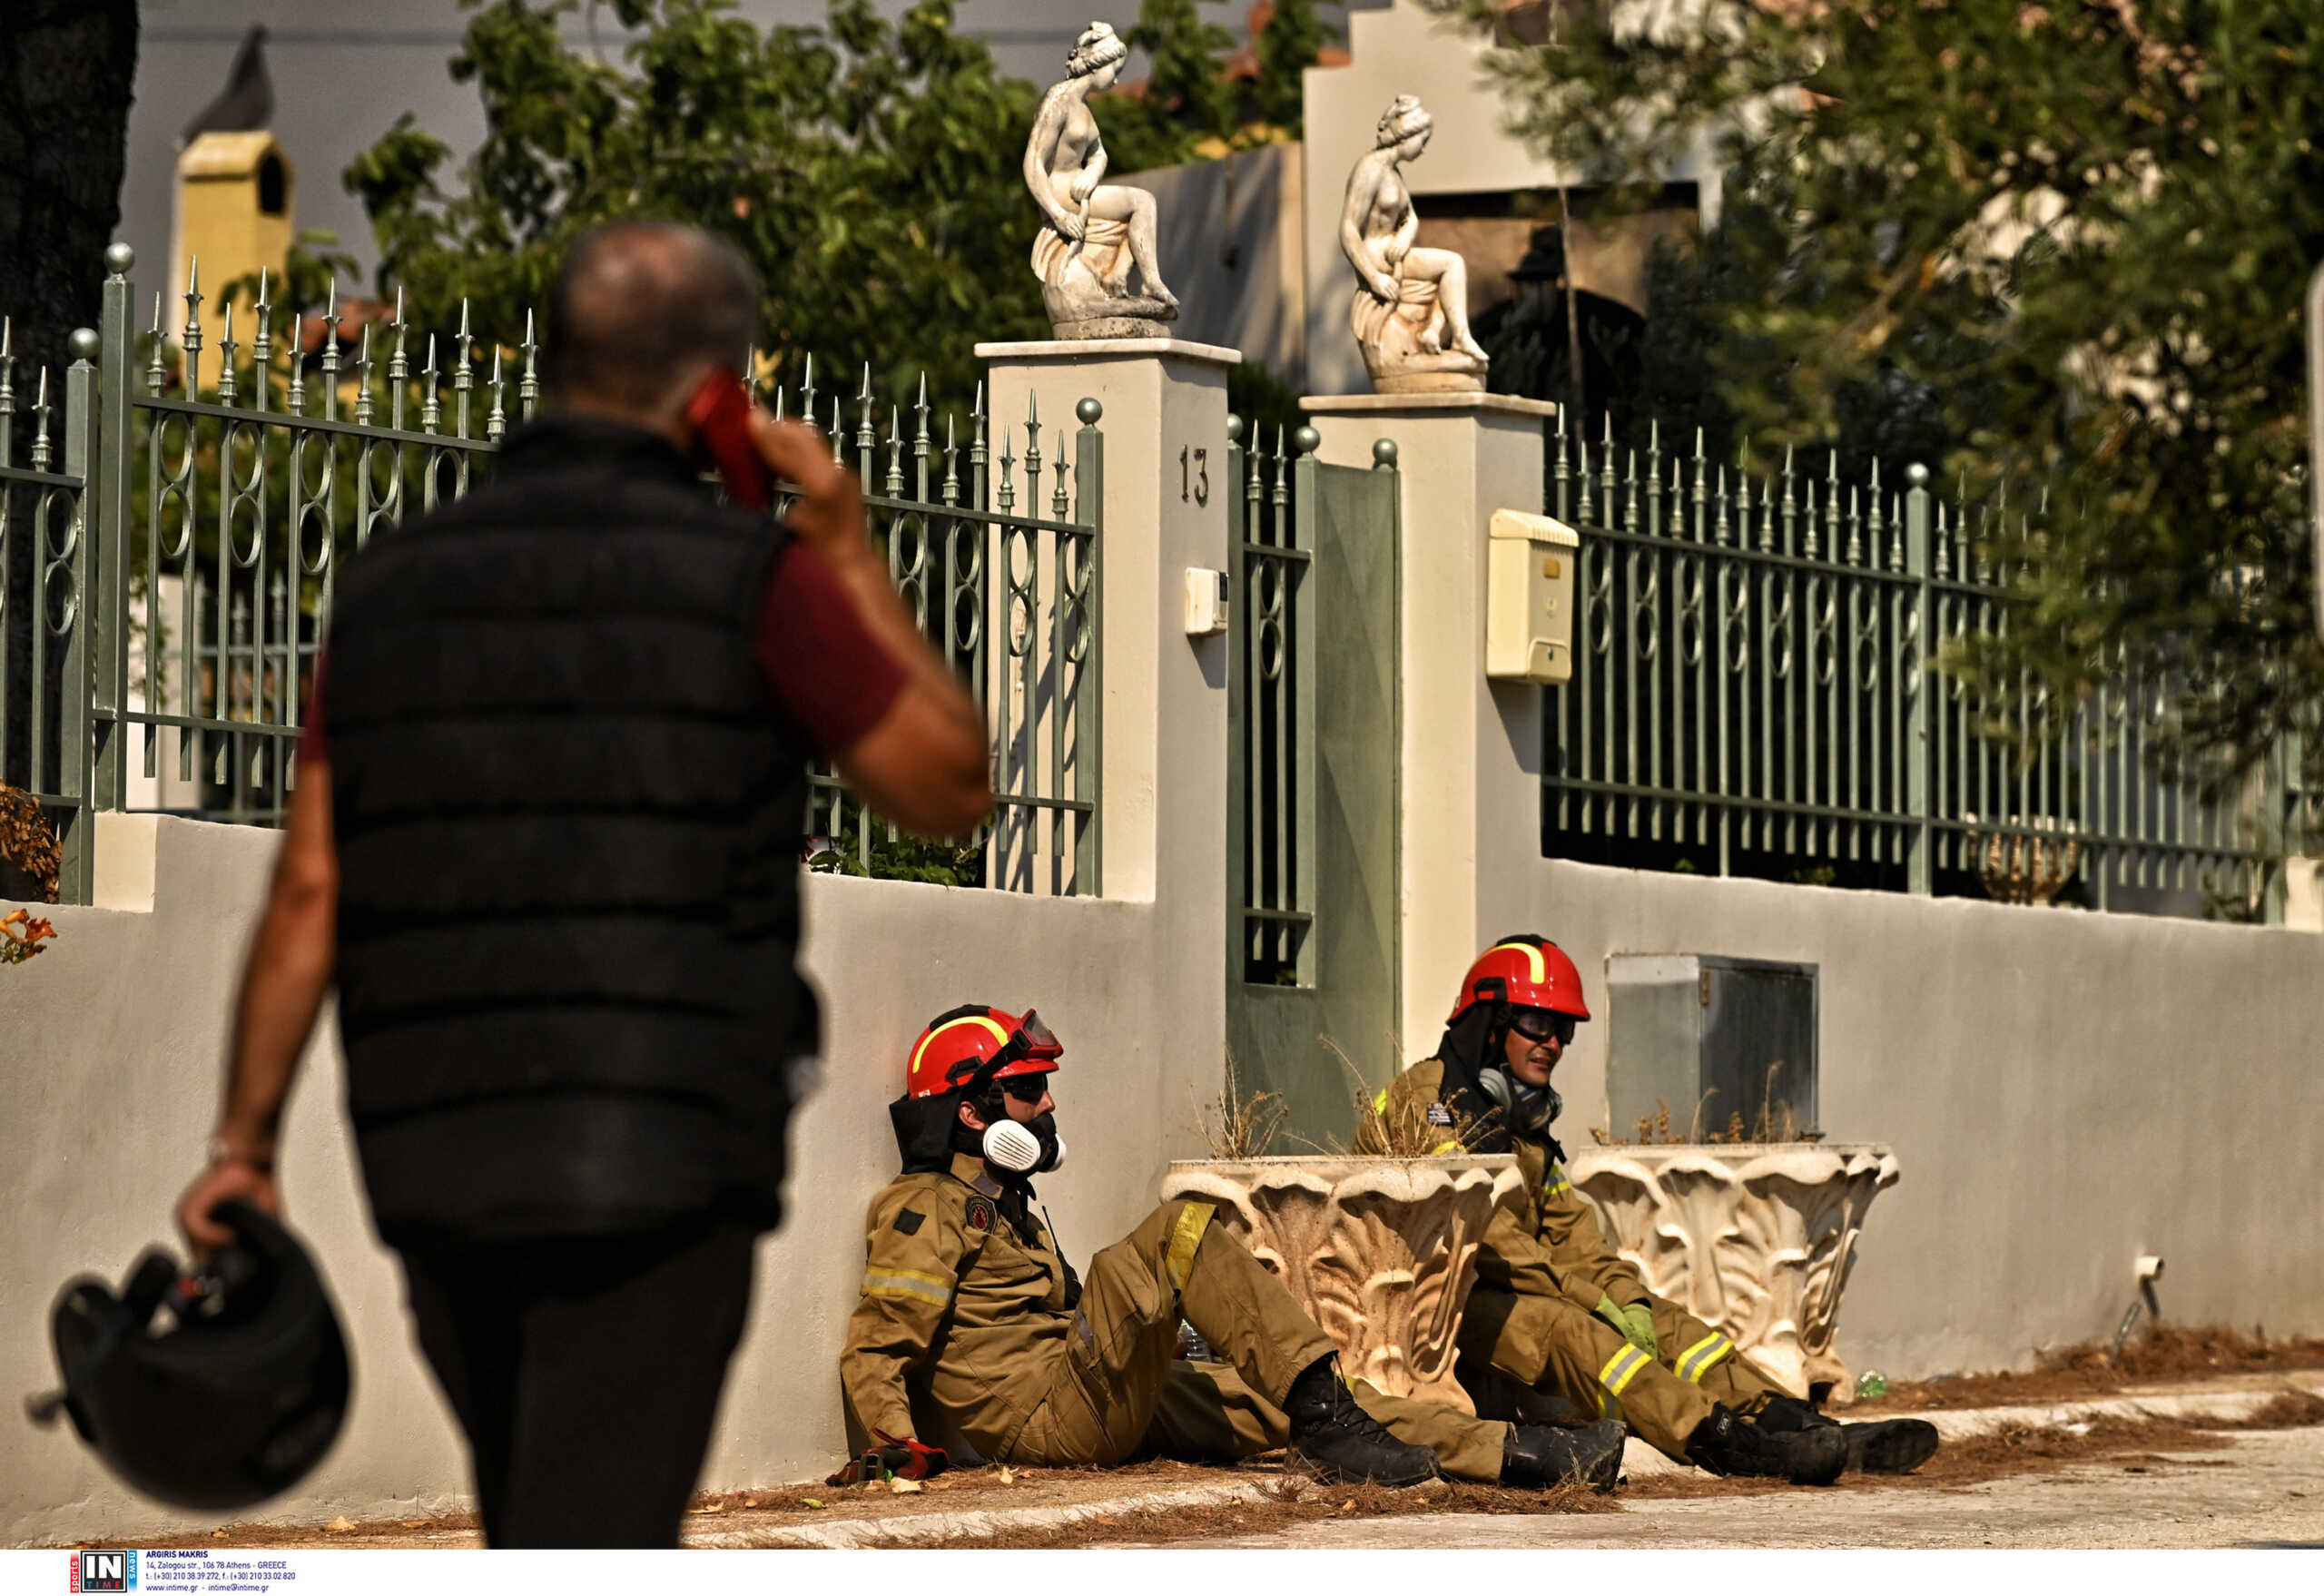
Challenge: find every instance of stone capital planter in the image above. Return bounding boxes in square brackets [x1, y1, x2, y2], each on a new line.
[1162, 1155, 1521, 1413]
[1568, 1142, 1900, 1406]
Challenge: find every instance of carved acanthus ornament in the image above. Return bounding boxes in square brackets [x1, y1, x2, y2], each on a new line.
[1163, 1156, 1522, 1412]
[1567, 1143, 1900, 1405]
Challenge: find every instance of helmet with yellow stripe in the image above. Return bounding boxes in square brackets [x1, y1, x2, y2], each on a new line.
[905, 1005, 1062, 1101]
[1447, 935, 1590, 1025]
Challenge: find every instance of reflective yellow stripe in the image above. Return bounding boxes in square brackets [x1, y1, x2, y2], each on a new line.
[1542, 1163, 1572, 1200]
[1598, 1344, 1651, 1398]
[862, 1268, 953, 1306]
[1372, 1088, 1390, 1112]
[1430, 1139, 1463, 1155]
[1165, 1201, 1216, 1292]
[908, 1015, 1011, 1087]
[1489, 941, 1551, 986]
[1677, 1332, 1733, 1384]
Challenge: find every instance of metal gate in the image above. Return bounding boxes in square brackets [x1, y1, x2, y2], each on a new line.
[1225, 422, 1401, 1141]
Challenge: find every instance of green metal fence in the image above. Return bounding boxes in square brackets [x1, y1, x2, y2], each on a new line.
[0, 326, 99, 901]
[767, 367, 1103, 895]
[1231, 419, 1317, 985]
[1228, 420, 1406, 986]
[1, 245, 1104, 904]
[1544, 414, 2304, 919]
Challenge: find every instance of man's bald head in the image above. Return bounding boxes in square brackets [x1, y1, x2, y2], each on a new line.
[543, 222, 762, 417]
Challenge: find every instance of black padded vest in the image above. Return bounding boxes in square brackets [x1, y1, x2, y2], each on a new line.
[322, 416, 813, 1246]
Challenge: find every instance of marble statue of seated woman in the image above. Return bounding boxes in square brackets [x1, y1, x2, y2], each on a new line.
[1340, 95, 1489, 391]
[1023, 21, 1180, 339]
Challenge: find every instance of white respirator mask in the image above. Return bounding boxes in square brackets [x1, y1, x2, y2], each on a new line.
[982, 1116, 1067, 1176]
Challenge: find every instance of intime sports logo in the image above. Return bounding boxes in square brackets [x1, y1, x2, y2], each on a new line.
[68, 1549, 137, 1591]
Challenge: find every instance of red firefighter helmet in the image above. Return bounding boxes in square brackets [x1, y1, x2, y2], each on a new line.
[905, 1005, 1062, 1100]
[1446, 936, 1591, 1025]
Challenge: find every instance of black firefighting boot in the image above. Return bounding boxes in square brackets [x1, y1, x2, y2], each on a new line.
[1281, 1359, 1439, 1487]
[1500, 1419, 1628, 1492]
[1684, 1404, 1847, 1485]
[1756, 1394, 1942, 1476]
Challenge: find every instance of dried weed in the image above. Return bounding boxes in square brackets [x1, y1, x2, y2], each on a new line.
[1194, 1049, 1288, 1159]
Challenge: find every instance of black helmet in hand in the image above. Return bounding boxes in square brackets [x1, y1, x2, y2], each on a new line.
[26, 1201, 351, 1512]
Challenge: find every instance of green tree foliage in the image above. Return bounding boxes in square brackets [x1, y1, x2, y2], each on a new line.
[1433, 0, 2324, 793]
[1252, 0, 1331, 134]
[1102, 0, 1242, 171]
[343, 0, 1047, 405]
[1104, 0, 1338, 166]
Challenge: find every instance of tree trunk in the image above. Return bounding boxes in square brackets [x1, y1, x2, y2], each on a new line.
[0, 0, 137, 803]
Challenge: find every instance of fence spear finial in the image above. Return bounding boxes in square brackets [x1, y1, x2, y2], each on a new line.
[30, 367, 52, 470]
[355, 322, 376, 423]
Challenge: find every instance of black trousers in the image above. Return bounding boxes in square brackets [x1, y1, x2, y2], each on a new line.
[398, 1217, 758, 1548]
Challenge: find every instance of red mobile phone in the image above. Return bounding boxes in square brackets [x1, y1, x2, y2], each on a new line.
[684, 369, 773, 510]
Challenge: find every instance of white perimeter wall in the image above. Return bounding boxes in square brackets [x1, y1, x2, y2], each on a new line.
[1, 814, 1215, 1546]
[1515, 859, 2324, 1384]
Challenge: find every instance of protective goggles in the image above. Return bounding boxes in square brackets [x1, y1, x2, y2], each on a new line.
[1001, 1074, 1053, 1105]
[1005, 1010, 1059, 1061]
[1507, 1007, 1577, 1047]
[952, 1010, 1062, 1096]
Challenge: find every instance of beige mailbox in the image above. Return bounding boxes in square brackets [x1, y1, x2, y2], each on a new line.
[1485, 508, 1579, 684]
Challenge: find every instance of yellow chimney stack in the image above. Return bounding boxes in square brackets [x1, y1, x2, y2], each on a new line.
[170, 131, 296, 391]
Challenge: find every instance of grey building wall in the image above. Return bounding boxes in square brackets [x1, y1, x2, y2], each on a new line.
[1122, 143, 1305, 383]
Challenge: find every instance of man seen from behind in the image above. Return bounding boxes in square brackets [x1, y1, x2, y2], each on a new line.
[174, 221, 992, 1548]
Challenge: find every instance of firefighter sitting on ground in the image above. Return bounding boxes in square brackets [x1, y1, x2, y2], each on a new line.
[835, 1003, 1630, 1489]
[1376, 936, 1942, 1485]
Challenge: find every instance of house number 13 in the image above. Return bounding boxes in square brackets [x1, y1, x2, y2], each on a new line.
[1180, 446, 1208, 506]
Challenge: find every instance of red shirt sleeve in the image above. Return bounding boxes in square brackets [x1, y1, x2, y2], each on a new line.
[757, 541, 909, 757]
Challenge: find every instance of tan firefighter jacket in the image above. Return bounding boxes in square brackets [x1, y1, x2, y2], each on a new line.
[1379, 1058, 1653, 1315]
[840, 1150, 1077, 1448]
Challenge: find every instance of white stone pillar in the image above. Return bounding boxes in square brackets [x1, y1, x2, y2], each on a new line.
[976, 338, 1239, 1148]
[977, 339, 1239, 904]
[1303, 392, 1558, 1060]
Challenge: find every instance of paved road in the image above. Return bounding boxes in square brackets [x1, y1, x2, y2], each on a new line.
[1116, 1428, 2324, 1550]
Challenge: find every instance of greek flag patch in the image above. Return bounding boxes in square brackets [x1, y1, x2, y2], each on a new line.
[1425, 1104, 1455, 1127]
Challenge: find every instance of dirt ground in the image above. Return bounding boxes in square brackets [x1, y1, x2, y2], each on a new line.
[102, 1327, 2324, 1552]
[116, 1384, 2324, 1552]
[1851, 1325, 2324, 1414]
[1155, 1426, 2324, 1552]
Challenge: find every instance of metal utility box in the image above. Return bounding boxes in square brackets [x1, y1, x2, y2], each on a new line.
[1604, 955, 1818, 1141]
[1485, 508, 1578, 684]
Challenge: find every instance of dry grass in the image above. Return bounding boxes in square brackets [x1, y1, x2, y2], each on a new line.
[2201, 1388, 2324, 1431]
[1314, 1037, 1499, 1158]
[1589, 1064, 1816, 1147]
[1621, 1410, 2240, 1502]
[1856, 1325, 2324, 1414]
[1194, 1049, 1288, 1159]
[938, 1473, 1616, 1549]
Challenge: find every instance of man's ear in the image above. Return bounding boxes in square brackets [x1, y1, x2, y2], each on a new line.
[957, 1096, 984, 1131]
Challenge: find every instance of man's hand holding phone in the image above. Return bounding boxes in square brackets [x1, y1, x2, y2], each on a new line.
[750, 414, 867, 560]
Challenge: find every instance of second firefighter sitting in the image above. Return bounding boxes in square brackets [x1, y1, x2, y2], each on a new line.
[1377, 935, 1944, 1484]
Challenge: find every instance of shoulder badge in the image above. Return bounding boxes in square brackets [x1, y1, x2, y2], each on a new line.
[1425, 1103, 1455, 1127]
[964, 1195, 996, 1234]
[892, 1208, 925, 1236]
